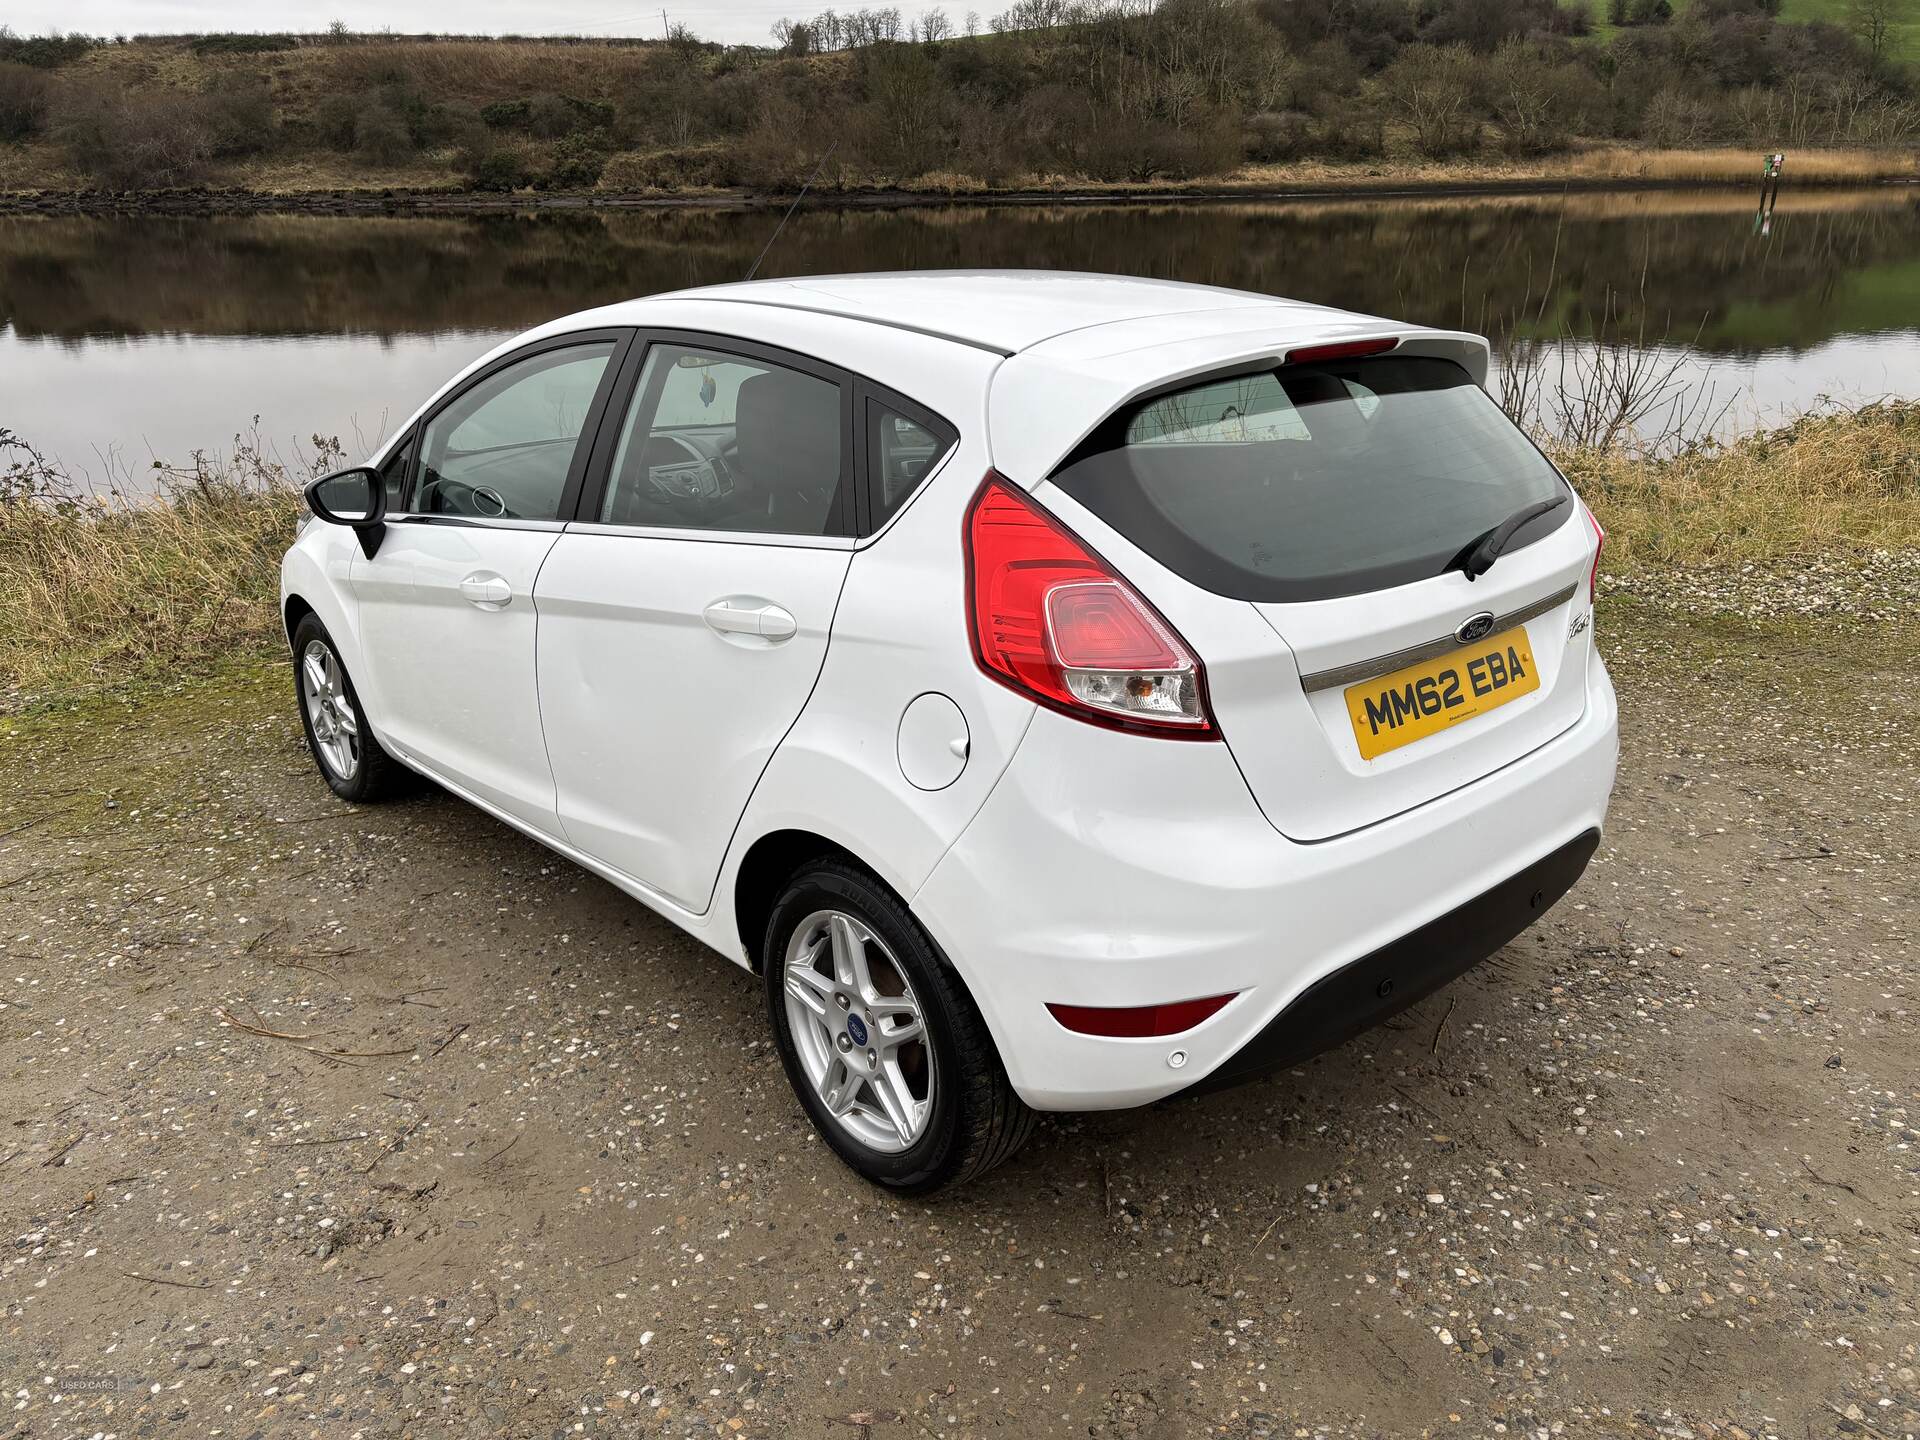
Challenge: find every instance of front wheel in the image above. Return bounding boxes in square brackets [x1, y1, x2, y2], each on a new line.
[763, 859, 1035, 1193]
[291, 613, 405, 804]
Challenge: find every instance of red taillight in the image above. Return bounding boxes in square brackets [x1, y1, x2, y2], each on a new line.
[1583, 501, 1605, 604]
[964, 474, 1215, 736]
[1047, 993, 1237, 1038]
[1284, 336, 1398, 366]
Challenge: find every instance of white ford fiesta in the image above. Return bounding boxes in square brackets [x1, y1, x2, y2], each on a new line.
[282, 271, 1618, 1191]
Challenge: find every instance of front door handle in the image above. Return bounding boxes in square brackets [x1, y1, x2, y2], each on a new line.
[459, 571, 512, 610]
[703, 598, 797, 642]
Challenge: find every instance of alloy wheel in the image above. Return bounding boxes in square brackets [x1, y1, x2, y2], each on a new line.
[300, 639, 360, 781]
[781, 909, 934, 1154]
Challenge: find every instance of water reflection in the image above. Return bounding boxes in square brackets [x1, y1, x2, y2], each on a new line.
[4, 188, 1917, 484]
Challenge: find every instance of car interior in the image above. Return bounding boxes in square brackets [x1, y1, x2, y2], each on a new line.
[601, 348, 844, 536]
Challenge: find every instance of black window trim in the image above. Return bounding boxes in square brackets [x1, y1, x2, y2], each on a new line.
[384, 327, 636, 529]
[572, 328, 857, 540]
[374, 431, 418, 517]
[852, 380, 960, 539]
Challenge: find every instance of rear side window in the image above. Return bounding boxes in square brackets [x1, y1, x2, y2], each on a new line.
[1050, 356, 1570, 603]
[866, 399, 953, 530]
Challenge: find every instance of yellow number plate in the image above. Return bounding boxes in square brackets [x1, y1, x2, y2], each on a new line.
[1344, 626, 1539, 760]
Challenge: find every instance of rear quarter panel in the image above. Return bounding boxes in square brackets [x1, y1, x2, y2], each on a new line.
[712, 430, 1038, 966]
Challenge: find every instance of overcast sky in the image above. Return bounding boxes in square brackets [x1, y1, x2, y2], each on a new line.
[4, 1, 962, 48]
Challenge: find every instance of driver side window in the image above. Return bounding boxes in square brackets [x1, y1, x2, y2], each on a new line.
[599, 342, 845, 537]
[417, 342, 615, 521]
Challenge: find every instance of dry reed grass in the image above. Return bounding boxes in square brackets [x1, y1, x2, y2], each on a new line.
[1222, 146, 1917, 192]
[323, 39, 667, 104]
[0, 428, 315, 696]
[1555, 402, 1920, 569]
[1561, 145, 1915, 183]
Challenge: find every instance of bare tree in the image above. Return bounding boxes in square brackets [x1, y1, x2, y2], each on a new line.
[1847, 0, 1899, 71]
[1380, 43, 1481, 156]
[920, 7, 954, 41]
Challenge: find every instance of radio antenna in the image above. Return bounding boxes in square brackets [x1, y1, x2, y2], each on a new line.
[744, 139, 838, 283]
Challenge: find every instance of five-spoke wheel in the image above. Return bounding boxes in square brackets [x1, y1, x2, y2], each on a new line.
[300, 638, 361, 782]
[764, 860, 1035, 1193]
[290, 613, 403, 804]
[782, 909, 933, 1153]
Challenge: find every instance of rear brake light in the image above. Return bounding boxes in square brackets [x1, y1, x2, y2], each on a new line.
[1284, 336, 1398, 366]
[1048, 993, 1237, 1038]
[964, 474, 1215, 736]
[1583, 501, 1605, 603]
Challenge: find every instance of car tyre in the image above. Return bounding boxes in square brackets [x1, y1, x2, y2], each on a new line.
[292, 613, 405, 804]
[764, 858, 1036, 1193]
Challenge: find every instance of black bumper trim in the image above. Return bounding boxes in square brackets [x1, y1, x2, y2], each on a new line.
[1184, 827, 1600, 1096]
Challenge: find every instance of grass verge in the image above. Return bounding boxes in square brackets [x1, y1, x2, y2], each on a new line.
[3, 403, 1917, 703]
[1555, 401, 1920, 567]
[0, 429, 313, 701]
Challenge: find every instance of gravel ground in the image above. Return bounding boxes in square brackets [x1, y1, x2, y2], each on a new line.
[1, 587, 1916, 1440]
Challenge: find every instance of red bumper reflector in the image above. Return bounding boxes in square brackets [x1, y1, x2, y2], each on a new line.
[1046, 993, 1237, 1038]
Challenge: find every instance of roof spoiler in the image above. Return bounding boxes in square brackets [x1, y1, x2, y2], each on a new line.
[987, 326, 1491, 487]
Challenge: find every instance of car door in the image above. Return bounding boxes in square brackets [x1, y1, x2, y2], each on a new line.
[533, 334, 857, 912]
[353, 331, 628, 834]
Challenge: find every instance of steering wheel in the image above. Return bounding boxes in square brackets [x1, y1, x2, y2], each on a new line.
[422, 476, 511, 519]
[641, 434, 741, 511]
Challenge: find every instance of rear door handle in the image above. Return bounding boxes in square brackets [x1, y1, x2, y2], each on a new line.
[459, 571, 512, 609]
[703, 598, 797, 642]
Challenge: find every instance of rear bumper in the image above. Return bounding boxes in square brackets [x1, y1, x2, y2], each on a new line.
[1184, 827, 1598, 1095]
[911, 649, 1617, 1111]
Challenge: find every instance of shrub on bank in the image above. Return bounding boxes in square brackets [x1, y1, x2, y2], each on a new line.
[0, 61, 49, 142]
[459, 140, 534, 190]
[0, 29, 93, 69]
[597, 143, 738, 191]
[187, 33, 296, 56]
[50, 82, 215, 187]
[540, 131, 611, 188]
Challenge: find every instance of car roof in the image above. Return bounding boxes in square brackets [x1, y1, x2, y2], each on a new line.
[410, 272, 1490, 488]
[645, 270, 1362, 356]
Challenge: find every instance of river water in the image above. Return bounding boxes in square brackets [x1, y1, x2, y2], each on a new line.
[3, 187, 1917, 488]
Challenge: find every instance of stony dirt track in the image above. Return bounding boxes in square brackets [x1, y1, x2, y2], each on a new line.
[1, 590, 1916, 1440]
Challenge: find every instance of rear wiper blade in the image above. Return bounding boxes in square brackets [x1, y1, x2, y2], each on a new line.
[1454, 492, 1570, 581]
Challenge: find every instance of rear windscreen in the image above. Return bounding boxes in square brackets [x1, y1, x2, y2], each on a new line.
[1049, 355, 1571, 603]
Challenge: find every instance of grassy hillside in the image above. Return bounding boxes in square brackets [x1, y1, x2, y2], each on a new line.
[0, 1, 1915, 198]
[1589, 0, 1920, 57]
[1778, 0, 1920, 57]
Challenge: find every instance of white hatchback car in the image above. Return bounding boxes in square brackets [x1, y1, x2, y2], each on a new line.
[283, 271, 1617, 1192]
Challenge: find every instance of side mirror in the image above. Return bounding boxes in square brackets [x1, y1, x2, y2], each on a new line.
[305, 466, 387, 558]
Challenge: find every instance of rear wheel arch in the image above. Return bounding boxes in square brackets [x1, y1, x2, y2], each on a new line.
[732, 829, 869, 972]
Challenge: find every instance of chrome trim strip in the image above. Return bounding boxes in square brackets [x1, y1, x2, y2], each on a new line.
[388, 514, 569, 533]
[1299, 582, 1579, 694]
[563, 521, 856, 551]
